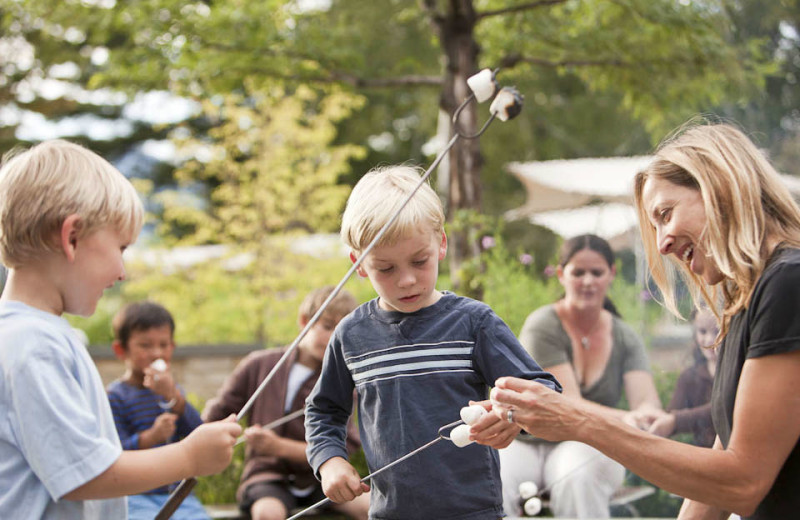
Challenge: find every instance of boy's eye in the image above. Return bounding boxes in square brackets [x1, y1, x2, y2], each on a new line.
[413, 258, 428, 266]
[591, 270, 604, 277]
[377, 266, 394, 273]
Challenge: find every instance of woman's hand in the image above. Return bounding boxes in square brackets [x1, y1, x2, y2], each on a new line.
[490, 377, 589, 442]
[467, 400, 520, 449]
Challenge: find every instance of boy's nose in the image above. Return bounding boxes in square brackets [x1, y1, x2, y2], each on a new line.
[397, 270, 416, 287]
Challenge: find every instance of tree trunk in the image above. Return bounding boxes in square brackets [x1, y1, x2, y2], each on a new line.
[438, 1, 484, 298]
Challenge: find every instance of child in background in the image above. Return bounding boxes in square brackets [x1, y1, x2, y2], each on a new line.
[647, 307, 719, 447]
[0, 140, 240, 519]
[204, 286, 369, 520]
[108, 300, 210, 519]
[304, 165, 561, 519]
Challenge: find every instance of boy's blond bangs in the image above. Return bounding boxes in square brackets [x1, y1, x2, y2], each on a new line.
[341, 165, 444, 252]
[0, 140, 144, 268]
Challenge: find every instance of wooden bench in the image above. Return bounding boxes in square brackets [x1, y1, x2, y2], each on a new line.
[204, 503, 346, 520]
[608, 485, 656, 516]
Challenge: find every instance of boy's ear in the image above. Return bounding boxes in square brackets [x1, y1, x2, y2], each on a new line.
[350, 251, 368, 278]
[60, 214, 83, 262]
[111, 340, 127, 361]
[438, 231, 448, 261]
[298, 313, 310, 329]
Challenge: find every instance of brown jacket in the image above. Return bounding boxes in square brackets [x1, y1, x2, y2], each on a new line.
[203, 347, 361, 501]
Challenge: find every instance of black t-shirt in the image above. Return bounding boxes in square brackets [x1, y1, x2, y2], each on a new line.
[712, 247, 800, 519]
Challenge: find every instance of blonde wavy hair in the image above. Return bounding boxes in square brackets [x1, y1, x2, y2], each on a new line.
[340, 164, 444, 253]
[0, 140, 144, 268]
[634, 121, 800, 339]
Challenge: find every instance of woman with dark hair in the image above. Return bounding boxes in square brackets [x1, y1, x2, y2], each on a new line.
[499, 234, 663, 519]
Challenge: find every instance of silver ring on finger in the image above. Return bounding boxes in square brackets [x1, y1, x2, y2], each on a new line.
[507, 409, 514, 424]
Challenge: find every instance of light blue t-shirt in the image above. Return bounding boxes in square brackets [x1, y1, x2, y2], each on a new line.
[0, 301, 125, 519]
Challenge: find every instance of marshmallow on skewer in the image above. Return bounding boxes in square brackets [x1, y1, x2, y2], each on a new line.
[449, 424, 475, 448]
[519, 480, 539, 501]
[150, 359, 168, 372]
[523, 496, 543, 516]
[466, 69, 498, 103]
[459, 405, 487, 426]
[489, 87, 524, 122]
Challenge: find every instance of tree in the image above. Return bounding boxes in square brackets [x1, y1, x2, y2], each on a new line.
[2, 0, 772, 294]
[150, 84, 365, 341]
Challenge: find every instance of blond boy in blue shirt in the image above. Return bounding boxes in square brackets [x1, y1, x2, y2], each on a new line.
[0, 140, 241, 519]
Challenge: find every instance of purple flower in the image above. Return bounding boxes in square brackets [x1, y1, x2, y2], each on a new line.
[639, 289, 653, 302]
[543, 265, 556, 278]
[519, 253, 533, 265]
[481, 236, 496, 249]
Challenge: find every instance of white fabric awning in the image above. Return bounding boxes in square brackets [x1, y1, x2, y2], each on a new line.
[505, 156, 800, 247]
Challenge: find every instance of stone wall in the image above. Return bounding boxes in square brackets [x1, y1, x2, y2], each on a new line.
[89, 343, 265, 404]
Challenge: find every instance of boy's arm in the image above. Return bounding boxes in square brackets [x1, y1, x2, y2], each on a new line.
[174, 390, 204, 436]
[475, 309, 561, 392]
[62, 417, 241, 500]
[305, 334, 356, 478]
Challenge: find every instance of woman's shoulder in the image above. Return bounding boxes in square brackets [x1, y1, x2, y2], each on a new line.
[522, 304, 559, 328]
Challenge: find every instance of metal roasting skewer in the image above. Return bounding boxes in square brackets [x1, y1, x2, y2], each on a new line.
[233, 407, 306, 447]
[286, 420, 463, 520]
[155, 68, 522, 520]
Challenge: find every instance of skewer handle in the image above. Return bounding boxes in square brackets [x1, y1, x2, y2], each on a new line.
[154, 477, 197, 520]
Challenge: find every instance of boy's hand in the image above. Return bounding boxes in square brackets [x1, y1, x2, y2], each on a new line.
[319, 456, 369, 503]
[141, 413, 177, 447]
[144, 366, 177, 401]
[183, 415, 242, 476]
[244, 425, 282, 456]
[466, 399, 520, 449]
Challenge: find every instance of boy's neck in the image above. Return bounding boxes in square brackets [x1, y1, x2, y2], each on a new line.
[0, 268, 64, 315]
[295, 347, 322, 371]
[121, 368, 145, 387]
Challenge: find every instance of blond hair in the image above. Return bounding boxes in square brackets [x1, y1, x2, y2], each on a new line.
[633, 121, 800, 338]
[0, 140, 144, 268]
[340, 165, 444, 252]
[299, 286, 358, 323]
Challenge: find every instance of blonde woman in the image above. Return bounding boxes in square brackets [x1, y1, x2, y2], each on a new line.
[487, 122, 800, 520]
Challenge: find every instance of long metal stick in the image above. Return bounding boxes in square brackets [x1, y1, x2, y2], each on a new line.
[234, 408, 306, 446]
[286, 419, 463, 520]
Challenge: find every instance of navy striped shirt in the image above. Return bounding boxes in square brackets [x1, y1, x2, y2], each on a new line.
[306, 292, 560, 519]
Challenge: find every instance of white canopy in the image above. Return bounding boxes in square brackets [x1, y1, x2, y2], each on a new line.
[505, 156, 800, 248]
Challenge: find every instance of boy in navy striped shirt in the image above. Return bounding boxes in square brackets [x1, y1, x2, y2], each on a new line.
[305, 165, 561, 519]
[107, 301, 210, 520]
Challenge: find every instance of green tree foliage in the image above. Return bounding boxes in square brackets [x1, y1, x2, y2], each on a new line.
[2, 0, 773, 286]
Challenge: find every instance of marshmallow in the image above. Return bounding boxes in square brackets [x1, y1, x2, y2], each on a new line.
[523, 496, 543, 516]
[466, 69, 498, 103]
[150, 359, 168, 372]
[449, 424, 474, 448]
[489, 87, 524, 122]
[518, 480, 539, 501]
[459, 405, 487, 426]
